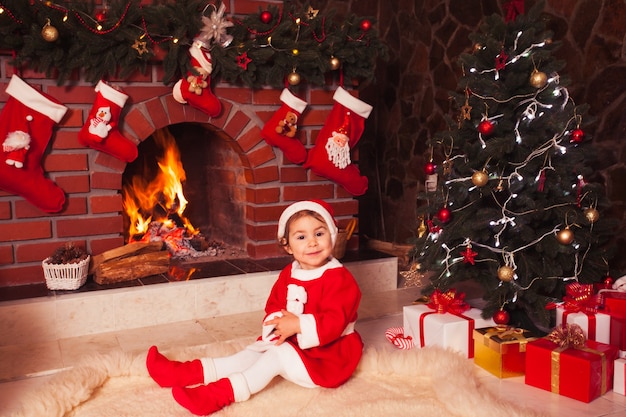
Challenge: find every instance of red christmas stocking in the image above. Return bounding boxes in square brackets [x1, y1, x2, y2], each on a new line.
[0, 75, 68, 213]
[78, 81, 138, 163]
[304, 87, 373, 196]
[172, 39, 222, 118]
[261, 88, 308, 164]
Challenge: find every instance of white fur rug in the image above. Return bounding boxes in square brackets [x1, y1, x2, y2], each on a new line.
[9, 338, 547, 417]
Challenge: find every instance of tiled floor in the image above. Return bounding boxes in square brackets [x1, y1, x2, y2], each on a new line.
[1, 287, 625, 415]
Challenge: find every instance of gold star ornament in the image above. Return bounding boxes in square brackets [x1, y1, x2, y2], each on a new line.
[132, 39, 149, 56]
[306, 6, 319, 20]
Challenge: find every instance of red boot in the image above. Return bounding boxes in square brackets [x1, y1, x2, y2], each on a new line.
[146, 346, 204, 388]
[172, 377, 235, 416]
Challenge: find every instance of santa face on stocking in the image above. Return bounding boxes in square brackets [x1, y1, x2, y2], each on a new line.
[3, 130, 31, 169]
[325, 128, 351, 169]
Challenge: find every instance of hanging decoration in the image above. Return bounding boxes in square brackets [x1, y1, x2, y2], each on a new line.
[0, 0, 388, 87]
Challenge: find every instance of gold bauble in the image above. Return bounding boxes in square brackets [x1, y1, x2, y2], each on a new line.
[584, 208, 600, 223]
[287, 71, 301, 86]
[556, 227, 574, 245]
[530, 69, 548, 88]
[471, 170, 489, 187]
[330, 56, 341, 70]
[41, 20, 59, 42]
[497, 266, 515, 282]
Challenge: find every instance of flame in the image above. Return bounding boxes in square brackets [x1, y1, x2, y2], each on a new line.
[123, 129, 198, 239]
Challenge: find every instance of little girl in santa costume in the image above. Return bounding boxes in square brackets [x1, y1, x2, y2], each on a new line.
[146, 200, 363, 415]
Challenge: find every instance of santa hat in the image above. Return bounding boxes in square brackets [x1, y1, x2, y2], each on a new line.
[277, 200, 339, 246]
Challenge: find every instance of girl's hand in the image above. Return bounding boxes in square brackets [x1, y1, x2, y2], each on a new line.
[266, 310, 301, 345]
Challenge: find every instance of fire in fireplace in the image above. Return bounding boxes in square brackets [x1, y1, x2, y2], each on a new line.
[121, 124, 247, 259]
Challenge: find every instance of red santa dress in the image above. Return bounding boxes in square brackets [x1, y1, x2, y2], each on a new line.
[256, 258, 363, 388]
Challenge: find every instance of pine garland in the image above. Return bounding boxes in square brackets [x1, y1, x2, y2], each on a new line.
[0, 0, 388, 87]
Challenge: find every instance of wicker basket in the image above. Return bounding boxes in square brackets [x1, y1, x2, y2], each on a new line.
[333, 218, 357, 259]
[42, 255, 91, 290]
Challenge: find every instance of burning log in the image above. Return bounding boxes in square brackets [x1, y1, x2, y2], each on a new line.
[90, 241, 170, 284]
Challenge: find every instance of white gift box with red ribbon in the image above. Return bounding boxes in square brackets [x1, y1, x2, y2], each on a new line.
[403, 304, 495, 358]
[555, 309, 611, 344]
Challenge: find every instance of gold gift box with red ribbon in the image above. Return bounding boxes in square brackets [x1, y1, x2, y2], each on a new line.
[473, 326, 539, 378]
[525, 323, 619, 403]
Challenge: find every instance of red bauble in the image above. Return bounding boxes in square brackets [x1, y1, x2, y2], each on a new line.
[424, 162, 437, 175]
[260, 11, 272, 24]
[360, 19, 372, 31]
[570, 128, 584, 143]
[95, 10, 107, 22]
[478, 119, 495, 136]
[436, 207, 451, 223]
[493, 309, 510, 325]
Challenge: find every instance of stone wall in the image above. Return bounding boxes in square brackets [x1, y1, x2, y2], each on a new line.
[355, 0, 626, 270]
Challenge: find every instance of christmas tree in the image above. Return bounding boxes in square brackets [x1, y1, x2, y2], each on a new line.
[413, 1, 619, 332]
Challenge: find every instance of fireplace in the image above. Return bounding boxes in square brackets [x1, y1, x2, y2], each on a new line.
[122, 123, 248, 257]
[0, 64, 360, 288]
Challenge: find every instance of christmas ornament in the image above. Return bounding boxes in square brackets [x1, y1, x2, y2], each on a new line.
[287, 71, 301, 86]
[460, 100, 472, 120]
[529, 69, 548, 88]
[260, 10, 272, 24]
[495, 49, 508, 71]
[473, 43, 482, 53]
[478, 119, 495, 136]
[493, 308, 510, 325]
[303, 87, 373, 195]
[41, 19, 59, 42]
[261, 89, 308, 164]
[198, 3, 234, 48]
[95, 9, 107, 23]
[399, 262, 423, 288]
[556, 227, 574, 245]
[584, 207, 599, 223]
[417, 216, 427, 238]
[436, 207, 451, 223]
[471, 170, 489, 187]
[306, 6, 319, 20]
[460, 244, 478, 265]
[570, 128, 584, 143]
[424, 161, 436, 175]
[360, 19, 372, 31]
[330, 56, 341, 70]
[497, 265, 514, 282]
[131, 39, 149, 56]
[236, 52, 252, 70]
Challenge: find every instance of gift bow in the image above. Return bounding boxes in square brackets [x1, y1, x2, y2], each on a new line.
[426, 289, 470, 314]
[547, 323, 586, 349]
[561, 282, 601, 314]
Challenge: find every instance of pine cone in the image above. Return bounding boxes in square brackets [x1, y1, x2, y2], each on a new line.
[49, 242, 88, 264]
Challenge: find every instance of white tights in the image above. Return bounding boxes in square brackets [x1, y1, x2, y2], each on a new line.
[201, 343, 316, 396]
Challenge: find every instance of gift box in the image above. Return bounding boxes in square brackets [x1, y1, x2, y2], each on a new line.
[473, 326, 539, 378]
[601, 291, 626, 316]
[609, 314, 626, 357]
[615, 358, 626, 395]
[556, 309, 611, 344]
[403, 304, 494, 358]
[525, 327, 619, 403]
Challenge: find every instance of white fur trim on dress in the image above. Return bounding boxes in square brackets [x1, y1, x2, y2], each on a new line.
[6, 75, 68, 123]
[280, 88, 307, 114]
[95, 80, 128, 108]
[296, 313, 320, 349]
[333, 86, 373, 119]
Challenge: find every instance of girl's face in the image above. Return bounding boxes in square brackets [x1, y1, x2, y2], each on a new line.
[283, 214, 333, 270]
